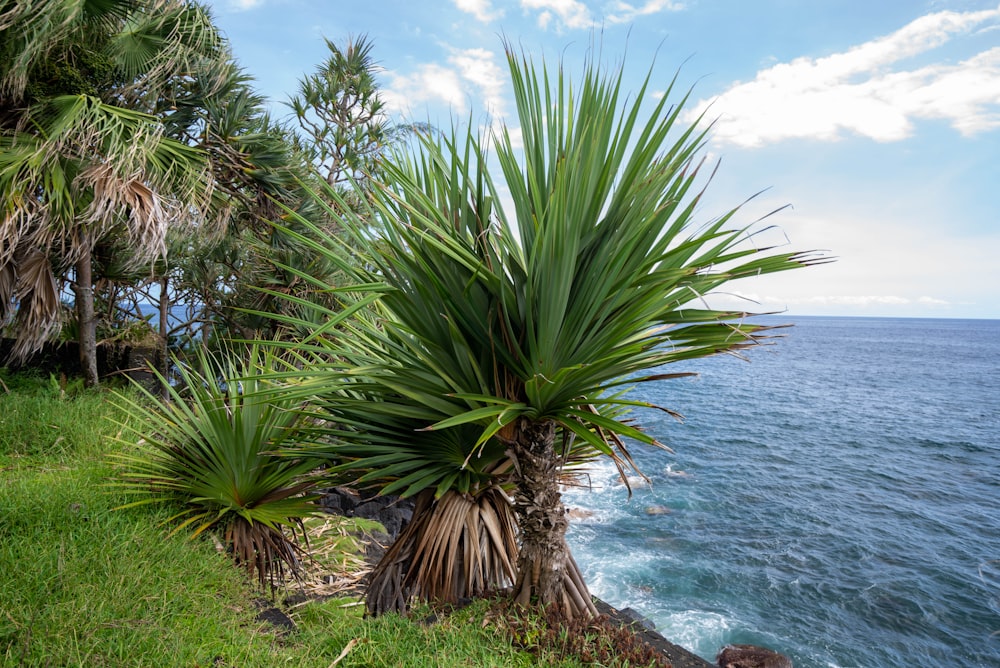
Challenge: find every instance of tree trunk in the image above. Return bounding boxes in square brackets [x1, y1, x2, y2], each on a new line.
[73, 236, 99, 388]
[158, 275, 170, 396]
[508, 417, 598, 619]
[366, 486, 519, 617]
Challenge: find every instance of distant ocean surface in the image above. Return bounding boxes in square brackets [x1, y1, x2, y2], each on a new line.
[563, 317, 1000, 668]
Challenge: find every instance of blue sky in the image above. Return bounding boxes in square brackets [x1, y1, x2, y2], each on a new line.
[204, 0, 1000, 319]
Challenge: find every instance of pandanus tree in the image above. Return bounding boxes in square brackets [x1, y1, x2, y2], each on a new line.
[270, 44, 828, 618]
[111, 344, 325, 589]
[288, 34, 391, 190]
[158, 62, 319, 348]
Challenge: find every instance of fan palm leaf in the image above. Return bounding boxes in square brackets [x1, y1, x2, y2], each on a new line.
[0, 0, 229, 384]
[0, 0, 224, 106]
[0, 95, 206, 358]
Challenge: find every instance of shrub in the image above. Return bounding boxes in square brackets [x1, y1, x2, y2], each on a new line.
[110, 344, 324, 589]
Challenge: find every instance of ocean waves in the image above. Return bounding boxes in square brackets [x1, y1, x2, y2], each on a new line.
[564, 317, 1000, 667]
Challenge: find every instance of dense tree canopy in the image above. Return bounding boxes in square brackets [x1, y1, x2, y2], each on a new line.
[0, 0, 226, 384]
[0, 1, 377, 381]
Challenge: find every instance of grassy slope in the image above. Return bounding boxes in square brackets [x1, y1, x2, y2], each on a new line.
[0, 372, 577, 667]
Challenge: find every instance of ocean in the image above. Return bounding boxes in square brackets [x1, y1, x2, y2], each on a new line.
[562, 316, 1000, 668]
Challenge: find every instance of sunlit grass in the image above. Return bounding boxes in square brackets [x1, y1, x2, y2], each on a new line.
[0, 373, 588, 667]
[0, 371, 107, 463]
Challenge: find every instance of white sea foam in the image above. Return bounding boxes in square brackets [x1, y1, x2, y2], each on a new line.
[651, 610, 734, 659]
[664, 463, 692, 478]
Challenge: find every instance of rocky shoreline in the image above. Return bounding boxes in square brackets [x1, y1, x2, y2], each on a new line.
[319, 486, 720, 666]
[318, 487, 795, 668]
[592, 599, 714, 668]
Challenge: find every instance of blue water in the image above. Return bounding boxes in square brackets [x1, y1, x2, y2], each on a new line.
[563, 317, 1000, 667]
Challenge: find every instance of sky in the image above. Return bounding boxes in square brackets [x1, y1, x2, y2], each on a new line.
[203, 0, 1000, 319]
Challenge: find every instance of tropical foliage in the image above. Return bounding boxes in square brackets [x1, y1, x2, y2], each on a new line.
[110, 345, 324, 588]
[288, 34, 392, 190]
[0, 0, 225, 384]
[0, 2, 393, 384]
[153, 63, 320, 349]
[262, 44, 828, 618]
[3, 1, 827, 627]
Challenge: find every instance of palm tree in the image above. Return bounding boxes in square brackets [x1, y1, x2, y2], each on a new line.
[293, 358, 522, 617]
[163, 38, 413, 354]
[0, 97, 207, 380]
[272, 45, 829, 618]
[288, 34, 432, 192]
[0, 0, 226, 385]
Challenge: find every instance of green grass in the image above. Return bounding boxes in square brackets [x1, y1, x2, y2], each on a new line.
[0, 371, 103, 463]
[0, 372, 587, 667]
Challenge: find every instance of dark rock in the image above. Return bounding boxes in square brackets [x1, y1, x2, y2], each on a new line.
[363, 533, 391, 564]
[594, 599, 715, 668]
[254, 599, 295, 635]
[353, 498, 393, 518]
[319, 494, 343, 514]
[617, 607, 657, 631]
[319, 486, 361, 514]
[716, 644, 793, 668]
[374, 504, 413, 539]
[318, 487, 415, 542]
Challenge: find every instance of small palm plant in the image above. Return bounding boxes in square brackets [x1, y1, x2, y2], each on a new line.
[111, 345, 324, 589]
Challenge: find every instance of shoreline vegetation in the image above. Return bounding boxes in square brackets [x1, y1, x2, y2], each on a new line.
[1, 11, 814, 661]
[0, 371, 710, 667]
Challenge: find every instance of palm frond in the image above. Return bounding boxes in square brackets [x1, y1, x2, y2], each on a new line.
[366, 486, 518, 616]
[110, 344, 324, 589]
[109, 0, 227, 103]
[255, 42, 829, 617]
[5, 247, 62, 361]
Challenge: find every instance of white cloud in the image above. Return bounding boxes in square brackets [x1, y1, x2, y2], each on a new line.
[380, 49, 507, 119]
[607, 0, 684, 25]
[449, 48, 508, 117]
[689, 5, 1000, 147]
[697, 201, 1000, 318]
[521, 0, 594, 30]
[519, 0, 682, 29]
[918, 296, 950, 305]
[501, 125, 524, 150]
[382, 64, 467, 116]
[227, 0, 264, 9]
[741, 294, 931, 307]
[706, 289, 959, 314]
[454, 0, 503, 22]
